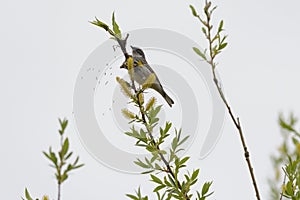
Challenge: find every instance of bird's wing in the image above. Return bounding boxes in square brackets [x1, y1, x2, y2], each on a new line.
[144, 63, 164, 87]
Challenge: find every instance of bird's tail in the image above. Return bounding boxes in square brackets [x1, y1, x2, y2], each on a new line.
[163, 92, 174, 107]
[151, 83, 174, 107]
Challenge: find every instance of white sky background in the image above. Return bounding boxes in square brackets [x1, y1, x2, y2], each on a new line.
[1, 0, 300, 199]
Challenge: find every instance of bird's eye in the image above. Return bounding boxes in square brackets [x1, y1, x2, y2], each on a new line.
[136, 49, 145, 58]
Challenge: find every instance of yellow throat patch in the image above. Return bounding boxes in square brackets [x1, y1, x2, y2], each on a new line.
[137, 60, 143, 67]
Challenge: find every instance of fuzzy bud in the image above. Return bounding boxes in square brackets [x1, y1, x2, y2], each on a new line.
[145, 97, 156, 111]
[116, 77, 133, 98]
[138, 92, 144, 105]
[127, 57, 134, 81]
[121, 108, 136, 119]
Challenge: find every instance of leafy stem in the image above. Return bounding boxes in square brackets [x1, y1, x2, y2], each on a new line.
[90, 12, 130, 59]
[140, 98, 189, 200]
[125, 71, 191, 199]
[190, 1, 261, 199]
[22, 118, 84, 200]
[43, 119, 84, 200]
[117, 59, 212, 199]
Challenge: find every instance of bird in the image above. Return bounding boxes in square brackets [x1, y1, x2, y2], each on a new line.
[120, 46, 174, 107]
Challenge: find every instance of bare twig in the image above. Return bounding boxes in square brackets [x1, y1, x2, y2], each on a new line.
[211, 53, 261, 200]
[109, 31, 130, 59]
[57, 184, 61, 200]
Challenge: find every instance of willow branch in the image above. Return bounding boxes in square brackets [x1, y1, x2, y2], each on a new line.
[91, 18, 130, 59]
[195, 1, 261, 199]
[133, 87, 190, 200]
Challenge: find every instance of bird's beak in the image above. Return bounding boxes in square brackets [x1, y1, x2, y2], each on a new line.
[120, 61, 126, 69]
[130, 45, 137, 50]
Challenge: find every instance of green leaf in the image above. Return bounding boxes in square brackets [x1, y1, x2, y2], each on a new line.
[154, 163, 161, 170]
[58, 118, 68, 135]
[73, 163, 84, 169]
[191, 169, 200, 181]
[189, 5, 198, 17]
[61, 138, 69, 158]
[145, 157, 153, 168]
[179, 156, 190, 166]
[158, 150, 167, 155]
[141, 169, 155, 174]
[49, 151, 58, 165]
[218, 20, 224, 32]
[184, 174, 190, 182]
[167, 174, 176, 187]
[201, 27, 207, 36]
[61, 172, 68, 183]
[178, 136, 189, 146]
[171, 136, 178, 151]
[221, 35, 227, 44]
[218, 42, 227, 50]
[45, 147, 55, 161]
[286, 181, 294, 196]
[153, 185, 166, 192]
[193, 47, 207, 60]
[125, 131, 134, 137]
[65, 152, 73, 160]
[150, 118, 159, 125]
[146, 145, 158, 153]
[66, 164, 73, 171]
[90, 17, 109, 31]
[126, 194, 139, 200]
[201, 181, 213, 196]
[164, 176, 172, 187]
[112, 12, 121, 38]
[164, 122, 172, 134]
[43, 151, 51, 161]
[73, 156, 79, 166]
[292, 137, 299, 146]
[150, 105, 162, 119]
[24, 188, 33, 200]
[140, 129, 147, 140]
[134, 159, 149, 169]
[151, 174, 163, 184]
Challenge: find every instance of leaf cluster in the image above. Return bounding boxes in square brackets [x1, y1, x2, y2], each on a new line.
[22, 118, 84, 200]
[43, 118, 84, 185]
[117, 78, 213, 199]
[282, 157, 300, 199]
[90, 12, 122, 39]
[22, 188, 49, 200]
[269, 113, 300, 199]
[190, 1, 227, 69]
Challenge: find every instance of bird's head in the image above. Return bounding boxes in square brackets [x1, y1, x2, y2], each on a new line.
[131, 46, 146, 59]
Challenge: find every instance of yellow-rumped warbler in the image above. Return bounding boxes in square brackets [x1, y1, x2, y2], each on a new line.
[120, 46, 174, 107]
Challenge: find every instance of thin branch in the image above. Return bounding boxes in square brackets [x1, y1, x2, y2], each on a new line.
[104, 26, 130, 59]
[197, 1, 261, 199]
[116, 34, 129, 58]
[211, 54, 260, 200]
[57, 183, 61, 200]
